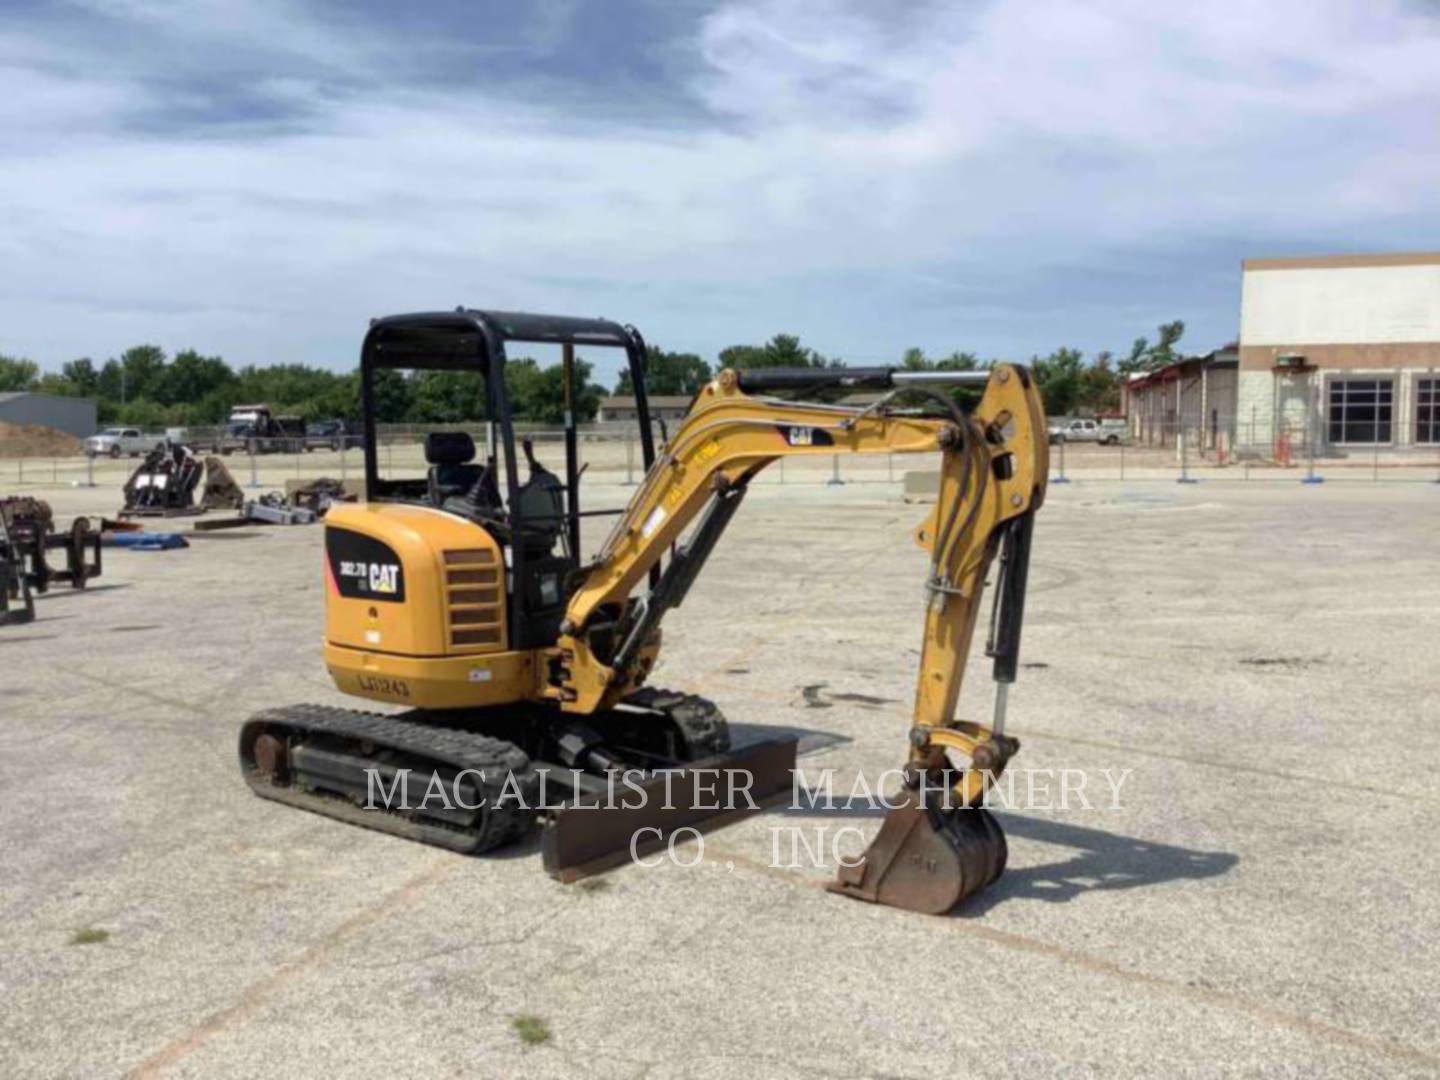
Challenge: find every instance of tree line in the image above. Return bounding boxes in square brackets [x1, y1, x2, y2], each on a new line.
[620, 320, 1189, 417]
[0, 319, 1187, 428]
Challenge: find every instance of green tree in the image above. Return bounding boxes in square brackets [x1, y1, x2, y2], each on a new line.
[1149, 320, 1185, 369]
[1030, 347, 1086, 415]
[63, 358, 100, 396]
[506, 357, 602, 423]
[716, 343, 765, 370]
[0, 354, 40, 392]
[614, 345, 712, 396]
[155, 349, 235, 408]
[34, 373, 81, 396]
[1081, 352, 1121, 413]
[114, 398, 168, 428]
[117, 344, 167, 402]
[718, 334, 826, 372]
[1119, 320, 1186, 374]
[305, 372, 360, 422]
[937, 351, 980, 371]
[893, 348, 985, 409]
[368, 368, 413, 423]
[410, 370, 486, 423]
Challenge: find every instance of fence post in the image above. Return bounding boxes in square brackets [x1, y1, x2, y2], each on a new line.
[622, 432, 636, 486]
[827, 454, 843, 486]
[1302, 379, 1323, 485]
[1247, 406, 1256, 481]
[83, 453, 95, 488]
[1118, 437, 1125, 482]
[1052, 436, 1070, 484]
[247, 443, 260, 489]
[1177, 423, 1197, 483]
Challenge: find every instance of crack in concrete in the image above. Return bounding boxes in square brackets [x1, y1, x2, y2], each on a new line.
[702, 846, 1440, 1070]
[122, 856, 455, 1078]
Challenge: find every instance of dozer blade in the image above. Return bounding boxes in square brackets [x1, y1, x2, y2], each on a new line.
[541, 738, 797, 882]
[827, 789, 1006, 915]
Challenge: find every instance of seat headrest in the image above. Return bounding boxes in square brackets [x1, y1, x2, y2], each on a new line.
[424, 431, 476, 466]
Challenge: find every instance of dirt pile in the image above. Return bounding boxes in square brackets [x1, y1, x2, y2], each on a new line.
[0, 421, 82, 458]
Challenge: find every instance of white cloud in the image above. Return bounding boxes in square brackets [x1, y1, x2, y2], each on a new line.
[2, 0, 1438, 373]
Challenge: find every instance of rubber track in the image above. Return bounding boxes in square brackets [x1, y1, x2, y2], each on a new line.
[621, 687, 731, 759]
[240, 703, 538, 854]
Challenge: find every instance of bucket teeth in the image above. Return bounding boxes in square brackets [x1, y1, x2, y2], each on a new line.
[828, 790, 1006, 915]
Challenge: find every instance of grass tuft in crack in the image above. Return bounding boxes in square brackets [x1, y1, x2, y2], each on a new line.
[512, 1014, 551, 1046]
[69, 928, 109, 946]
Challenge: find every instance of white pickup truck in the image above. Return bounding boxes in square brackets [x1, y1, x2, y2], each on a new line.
[1047, 418, 1127, 445]
[84, 427, 163, 458]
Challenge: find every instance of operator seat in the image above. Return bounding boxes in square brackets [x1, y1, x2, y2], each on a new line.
[424, 432, 485, 507]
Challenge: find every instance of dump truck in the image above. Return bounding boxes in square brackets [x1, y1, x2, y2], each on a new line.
[218, 404, 307, 455]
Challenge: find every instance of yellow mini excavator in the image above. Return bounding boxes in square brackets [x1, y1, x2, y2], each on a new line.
[240, 309, 1047, 914]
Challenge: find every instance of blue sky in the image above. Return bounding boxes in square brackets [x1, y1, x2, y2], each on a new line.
[3, 0, 1438, 385]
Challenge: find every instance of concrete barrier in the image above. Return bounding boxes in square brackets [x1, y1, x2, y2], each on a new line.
[902, 470, 939, 503]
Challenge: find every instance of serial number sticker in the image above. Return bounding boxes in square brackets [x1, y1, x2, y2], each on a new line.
[365, 630, 381, 645]
[357, 675, 410, 698]
[468, 668, 493, 683]
[641, 506, 667, 539]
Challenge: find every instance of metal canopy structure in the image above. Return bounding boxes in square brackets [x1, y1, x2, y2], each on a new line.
[357, 308, 657, 648]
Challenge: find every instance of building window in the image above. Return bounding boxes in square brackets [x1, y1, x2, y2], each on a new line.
[1327, 378, 1393, 445]
[1418, 378, 1440, 445]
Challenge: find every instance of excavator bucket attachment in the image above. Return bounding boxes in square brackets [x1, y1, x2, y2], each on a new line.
[541, 738, 798, 881]
[828, 790, 1006, 915]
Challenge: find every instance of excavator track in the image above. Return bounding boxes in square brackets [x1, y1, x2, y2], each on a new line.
[239, 703, 539, 855]
[240, 693, 793, 878]
[616, 687, 731, 759]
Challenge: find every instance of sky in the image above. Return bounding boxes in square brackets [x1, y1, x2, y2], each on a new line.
[3, 0, 1439, 385]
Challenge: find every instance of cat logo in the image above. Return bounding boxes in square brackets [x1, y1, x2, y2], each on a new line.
[368, 563, 400, 595]
[328, 529, 407, 603]
[785, 426, 815, 447]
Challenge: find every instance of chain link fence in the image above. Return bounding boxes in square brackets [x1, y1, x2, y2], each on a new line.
[6, 417, 1440, 495]
[1047, 412, 1440, 484]
[0, 425, 912, 496]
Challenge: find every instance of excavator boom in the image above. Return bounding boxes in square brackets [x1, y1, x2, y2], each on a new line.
[548, 362, 1047, 911]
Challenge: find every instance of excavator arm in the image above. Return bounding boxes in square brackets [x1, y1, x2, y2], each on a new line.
[549, 362, 1048, 912]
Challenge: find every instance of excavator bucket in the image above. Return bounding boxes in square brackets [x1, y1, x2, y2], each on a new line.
[828, 790, 1007, 915]
[541, 738, 798, 880]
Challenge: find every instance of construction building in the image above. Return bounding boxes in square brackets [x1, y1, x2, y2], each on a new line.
[0, 392, 97, 439]
[1123, 345, 1238, 454]
[1238, 252, 1440, 458]
[596, 395, 694, 425]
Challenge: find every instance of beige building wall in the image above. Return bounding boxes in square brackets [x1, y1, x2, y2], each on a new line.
[1237, 253, 1440, 455]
